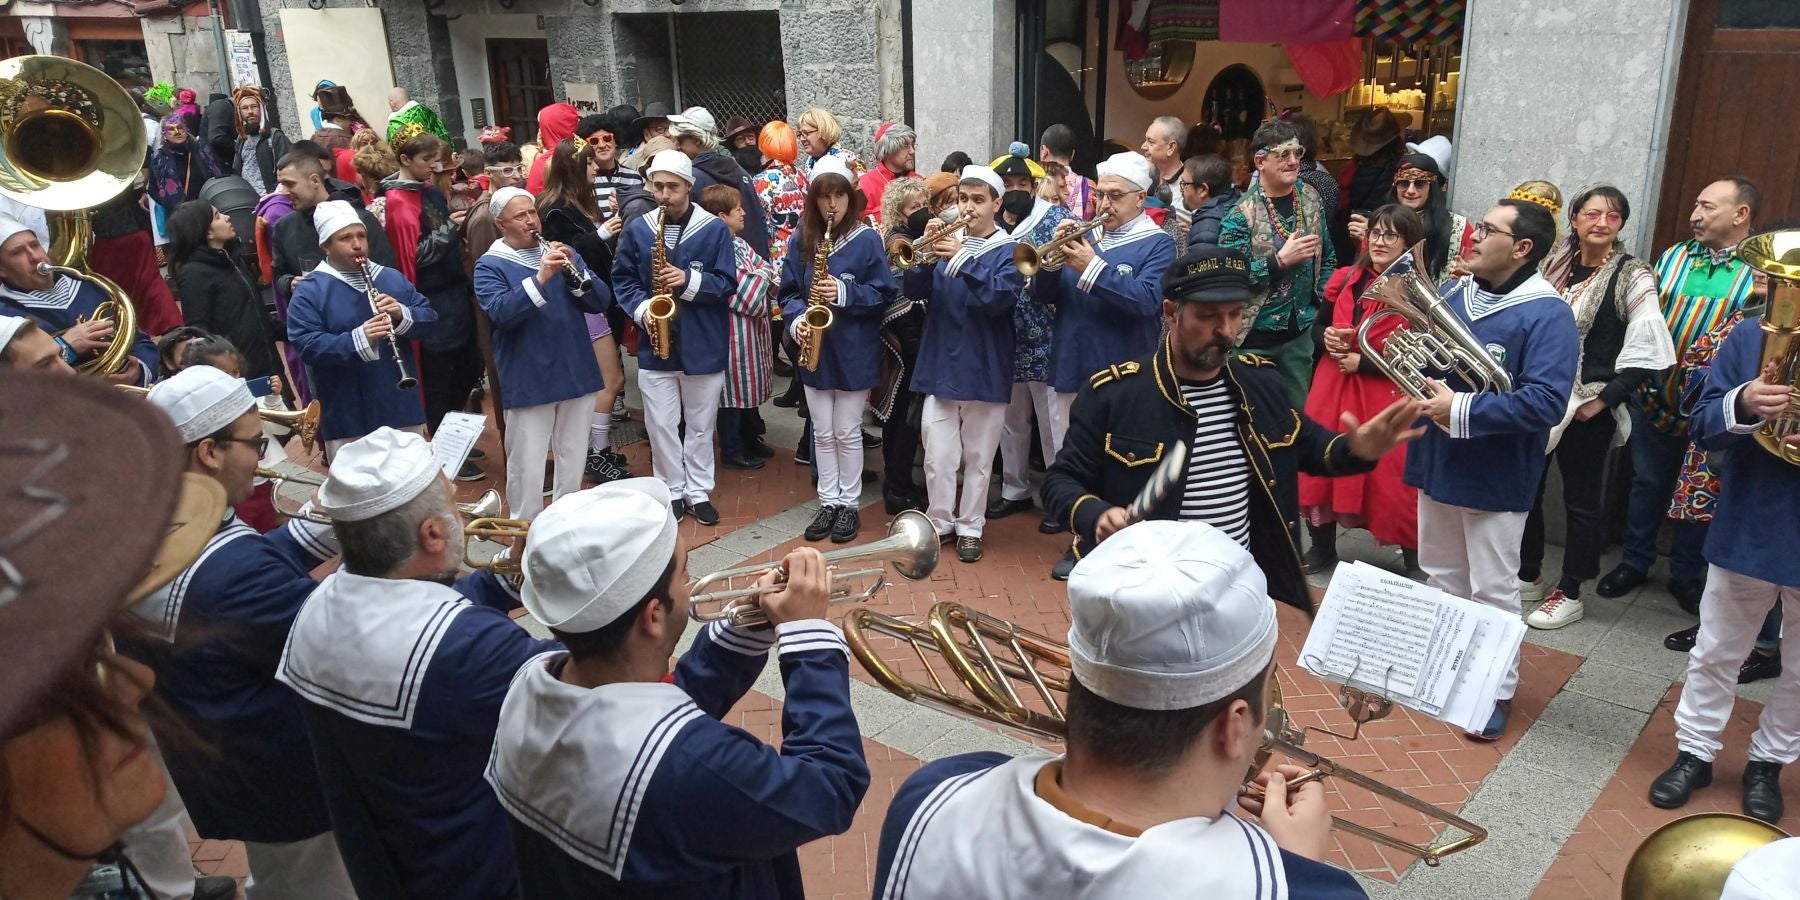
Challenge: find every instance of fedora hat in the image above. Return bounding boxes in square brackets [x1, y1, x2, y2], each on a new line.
[1350, 108, 1404, 157]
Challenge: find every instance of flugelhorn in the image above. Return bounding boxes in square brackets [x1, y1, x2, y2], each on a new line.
[1012, 213, 1108, 277]
[687, 510, 938, 628]
[1734, 228, 1800, 465]
[797, 212, 836, 371]
[1356, 240, 1512, 401]
[644, 207, 678, 359]
[888, 211, 973, 271]
[844, 601, 1487, 865]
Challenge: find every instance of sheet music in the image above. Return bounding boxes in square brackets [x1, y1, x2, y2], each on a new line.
[431, 412, 486, 481]
[1318, 564, 1442, 698]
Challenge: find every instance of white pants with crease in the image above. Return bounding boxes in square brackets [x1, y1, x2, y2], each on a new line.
[503, 393, 595, 521]
[1000, 381, 1063, 502]
[242, 831, 357, 900]
[806, 386, 866, 506]
[640, 369, 724, 505]
[1675, 565, 1800, 764]
[1049, 390, 1078, 454]
[1417, 494, 1527, 701]
[922, 395, 1006, 538]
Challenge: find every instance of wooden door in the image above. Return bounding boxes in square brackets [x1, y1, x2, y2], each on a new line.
[1655, 0, 1800, 250]
[487, 38, 552, 146]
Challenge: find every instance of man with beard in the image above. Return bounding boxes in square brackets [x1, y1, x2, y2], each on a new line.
[1041, 246, 1424, 603]
[230, 87, 293, 200]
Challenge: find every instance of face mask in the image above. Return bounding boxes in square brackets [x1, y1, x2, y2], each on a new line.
[905, 207, 933, 238]
[732, 145, 764, 173]
[1000, 190, 1034, 228]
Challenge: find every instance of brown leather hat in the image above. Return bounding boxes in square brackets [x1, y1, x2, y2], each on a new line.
[722, 115, 758, 143]
[0, 371, 222, 736]
[1350, 108, 1404, 157]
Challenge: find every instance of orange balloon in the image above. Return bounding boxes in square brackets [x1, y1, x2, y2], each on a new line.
[759, 121, 798, 166]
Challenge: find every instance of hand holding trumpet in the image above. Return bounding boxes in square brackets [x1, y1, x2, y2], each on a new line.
[746, 547, 832, 625]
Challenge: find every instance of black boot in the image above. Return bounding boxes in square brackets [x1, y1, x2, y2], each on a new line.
[1743, 761, 1784, 823]
[1649, 751, 1713, 809]
[1302, 522, 1337, 574]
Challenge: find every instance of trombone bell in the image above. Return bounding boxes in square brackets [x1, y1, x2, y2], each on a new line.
[687, 510, 939, 627]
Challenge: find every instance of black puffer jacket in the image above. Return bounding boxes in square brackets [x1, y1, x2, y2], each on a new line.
[174, 245, 280, 379]
[692, 151, 770, 259]
[1186, 186, 1242, 251]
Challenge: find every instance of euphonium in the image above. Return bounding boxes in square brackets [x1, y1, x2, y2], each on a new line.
[1013, 213, 1109, 277]
[845, 601, 1487, 865]
[0, 55, 147, 377]
[1620, 813, 1788, 900]
[1734, 228, 1800, 465]
[797, 212, 836, 371]
[1356, 240, 1513, 401]
[888, 211, 973, 271]
[686, 510, 938, 628]
[644, 207, 678, 360]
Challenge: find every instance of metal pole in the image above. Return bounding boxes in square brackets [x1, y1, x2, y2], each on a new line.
[1094, 0, 1110, 163]
[209, 0, 234, 93]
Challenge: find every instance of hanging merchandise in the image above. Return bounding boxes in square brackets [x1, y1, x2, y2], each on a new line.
[1144, 1, 1221, 45]
[1355, 0, 1466, 44]
[1286, 39, 1366, 99]
[1220, 0, 1354, 44]
[1116, 0, 1154, 61]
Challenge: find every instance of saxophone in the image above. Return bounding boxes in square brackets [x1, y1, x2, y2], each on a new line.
[644, 208, 678, 360]
[797, 213, 836, 372]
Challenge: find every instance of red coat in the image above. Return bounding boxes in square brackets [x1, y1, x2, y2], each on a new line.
[1298, 265, 1417, 549]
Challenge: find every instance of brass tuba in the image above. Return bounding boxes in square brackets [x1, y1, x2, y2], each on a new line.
[643, 207, 678, 360]
[797, 212, 835, 371]
[1620, 813, 1788, 900]
[1734, 229, 1800, 465]
[0, 55, 146, 376]
[846, 601, 1487, 865]
[1356, 241, 1513, 401]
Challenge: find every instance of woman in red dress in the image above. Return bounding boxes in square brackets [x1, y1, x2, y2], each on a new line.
[1300, 203, 1425, 574]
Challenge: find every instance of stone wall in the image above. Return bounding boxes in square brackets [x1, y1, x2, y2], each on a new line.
[909, 0, 1016, 169]
[1450, 0, 1688, 255]
[141, 14, 230, 99]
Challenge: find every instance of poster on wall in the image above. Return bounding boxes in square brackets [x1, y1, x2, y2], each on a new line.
[227, 31, 260, 89]
[565, 83, 603, 116]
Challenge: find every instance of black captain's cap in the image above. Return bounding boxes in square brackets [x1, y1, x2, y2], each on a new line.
[1162, 246, 1252, 303]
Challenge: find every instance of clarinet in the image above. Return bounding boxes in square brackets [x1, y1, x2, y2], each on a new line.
[358, 257, 418, 390]
[530, 228, 595, 294]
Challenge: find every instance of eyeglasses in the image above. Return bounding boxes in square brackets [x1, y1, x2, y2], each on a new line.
[216, 434, 270, 457]
[1177, 179, 1196, 190]
[1260, 146, 1305, 162]
[1394, 178, 1434, 191]
[586, 133, 616, 147]
[1473, 221, 1517, 242]
[1367, 229, 1405, 245]
[1095, 188, 1144, 203]
[1577, 209, 1623, 225]
[486, 164, 524, 177]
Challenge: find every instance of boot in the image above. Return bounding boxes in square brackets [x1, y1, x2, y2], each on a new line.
[1302, 522, 1337, 574]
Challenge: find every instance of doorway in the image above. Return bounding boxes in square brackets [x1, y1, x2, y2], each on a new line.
[487, 38, 552, 146]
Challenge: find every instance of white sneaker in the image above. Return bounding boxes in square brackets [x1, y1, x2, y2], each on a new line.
[1526, 589, 1584, 630]
[1519, 577, 1546, 605]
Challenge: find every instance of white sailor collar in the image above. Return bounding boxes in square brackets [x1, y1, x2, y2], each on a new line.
[1458, 271, 1563, 321]
[962, 226, 1019, 256]
[276, 571, 473, 729]
[128, 511, 258, 643]
[482, 237, 544, 269]
[485, 655, 704, 878]
[644, 205, 721, 247]
[311, 259, 391, 291]
[830, 222, 875, 256]
[0, 274, 81, 311]
[1096, 212, 1163, 250]
[1008, 198, 1056, 241]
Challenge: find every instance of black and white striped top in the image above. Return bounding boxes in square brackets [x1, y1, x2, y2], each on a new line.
[1177, 376, 1252, 546]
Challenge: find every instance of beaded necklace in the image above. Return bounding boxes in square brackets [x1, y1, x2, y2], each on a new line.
[1259, 189, 1304, 241]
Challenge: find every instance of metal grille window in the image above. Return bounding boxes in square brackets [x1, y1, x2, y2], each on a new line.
[674, 11, 788, 124]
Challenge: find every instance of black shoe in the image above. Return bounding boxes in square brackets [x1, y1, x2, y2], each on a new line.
[772, 358, 794, 377]
[1743, 761, 1784, 823]
[722, 452, 765, 470]
[1665, 625, 1700, 652]
[466, 448, 488, 463]
[193, 875, 238, 900]
[1402, 547, 1420, 575]
[986, 497, 1033, 519]
[1050, 550, 1076, 581]
[691, 501, 720, 526]
[794, 442, 813, 465]
[956, 535, 983, 563]
[749, 441, 776, 459]
[1740, 650, 1782, 684]
[938, 530, 955, 545]
[862, 429, 883, 449]
[604, 447, 629, 468]
[584, 448, 628, 484]
[1649, 751, 1713, 809]
[672, 499, 689, 522]
[1597, 563, 1649, 598]
[1671, 578, 1704, 615]
[831, 506, 860, 543]
[804, 505, 835, 541]
[455, 460, 485, 482]
[772, 391, 801, 409]
[1039, 515, 1067, 535]
[884, 491, 924, 515]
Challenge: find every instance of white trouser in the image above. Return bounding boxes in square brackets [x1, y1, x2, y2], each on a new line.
[325, 424, 425, 460]
[1675, 564, 1800, 764]
[1049, 390, 1078, 453]
[921, 395, 1006, 538]
[119, 738, 199, 899]
[1000, 381, 1063, 502]
[242, 831, 356, 900]
[503, 393, 595, 521]
[640, 369, 725, 504]
[1417, 494, 1527, 701]
[806, 386, 866, 506]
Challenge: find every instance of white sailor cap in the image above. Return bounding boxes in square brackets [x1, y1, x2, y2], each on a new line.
[317, 427, 441, 522]
[312, 200, 362, 247]
[520, 478, 679, 633]
[958, 164, 1004, 197]
[810, 155, 855, 187]
[0, 214, 32, 248]
[1066, 521, 1279, 710]
[1095, 151, 1154, 192]
[145, 365, 257, 444]
[0, 315, 30, 356]
[489, 186, 533, 220]
[646, 149, 695, 185]
[1722, 837, 1800, 900]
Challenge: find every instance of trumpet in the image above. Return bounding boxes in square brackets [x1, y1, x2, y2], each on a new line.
[115, 385, 321, 456]
[1012, 213, 1109, 277]
[888, 211, 973, 271]
[845, 601, 1487, 865]
[529, 228, 594, 295]
[644, 207, 679, 359]
[687, 510, 938, 628]
[357, 256, 418, 391]
[257, 467, 329, 523]
[463, 514, 528, 578]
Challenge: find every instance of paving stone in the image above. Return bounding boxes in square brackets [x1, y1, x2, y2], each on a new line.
[1561, 660, 1677, 714]
[1584, 606, 1699, 680]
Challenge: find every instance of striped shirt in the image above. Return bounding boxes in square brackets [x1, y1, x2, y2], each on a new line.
[1642, 240, 1756, 435]
[593, 167, 644, 222]
[1178, 375, 1252, 546]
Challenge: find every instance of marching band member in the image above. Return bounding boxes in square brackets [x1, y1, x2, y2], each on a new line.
[874, 179, 932, 514]
[276, 428, 560, 897]
[1405, 198, 1579, 741]
[904, 165, 1023, 563]
[987, 145, 1073, 533]
[613, 149, 740, 526]
[1042, 247, 1420, 595]
[128, 366, 357, 898]
[0, 215, 156, 385]
[486, 481, 869, 898]
[780, 156, 898, 543]
[288, 200, 438, 456]
[0, 314, 73, 373]
[475, 186, 613, 521]
[1648, 291, 1800, 825]
[872, 521, 1366, 898]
